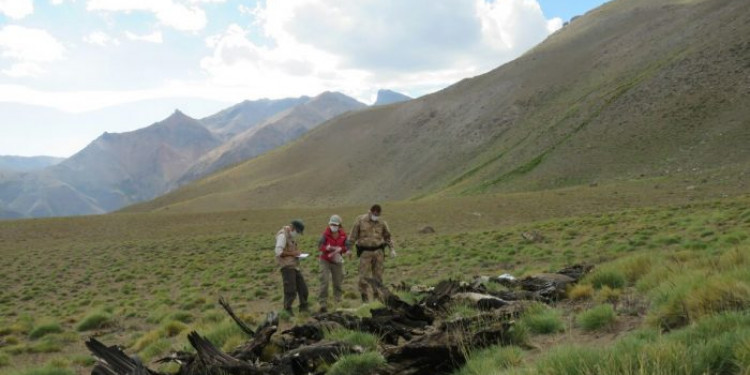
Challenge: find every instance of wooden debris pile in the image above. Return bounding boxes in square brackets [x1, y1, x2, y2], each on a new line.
[85, 265, 591, 375]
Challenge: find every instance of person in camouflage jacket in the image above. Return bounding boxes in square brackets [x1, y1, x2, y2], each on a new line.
[348, 204, 394, 303]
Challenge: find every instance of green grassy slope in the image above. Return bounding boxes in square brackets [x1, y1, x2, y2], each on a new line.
[126, 0, 749, 214]
[1, 190, 748, 373]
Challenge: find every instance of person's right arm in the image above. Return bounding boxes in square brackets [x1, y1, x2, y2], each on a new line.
[348, 217, 360, 247]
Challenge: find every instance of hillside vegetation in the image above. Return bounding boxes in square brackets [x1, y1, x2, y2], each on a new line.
[129, 0, 749, 214]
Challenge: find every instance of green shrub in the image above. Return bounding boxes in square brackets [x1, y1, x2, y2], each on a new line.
[29, 322, 63, 340]
[327, 352, 386, 375]
[454, 345, 523, 375]
[520, 306, 565, 334]
[585, 268, 626, 289]
[534, 345, 602, 374]
[576, 304, 616, 332]
[75, 311, 112, 332]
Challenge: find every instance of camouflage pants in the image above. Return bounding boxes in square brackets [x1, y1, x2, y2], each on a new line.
[358, 250, 384, 299]
[318, 259, 344, 308]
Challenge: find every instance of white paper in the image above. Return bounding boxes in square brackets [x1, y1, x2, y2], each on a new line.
[297, 253, 310, 258]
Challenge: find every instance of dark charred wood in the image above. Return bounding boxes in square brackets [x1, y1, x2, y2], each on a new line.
[556, 264, 594, 281]
[423, 280, 461, 310]
[85, 337, 162, 375]
[232, 323, 278, 362]
[185, 331, 276, 375]
[219, 297, 255, 336]
[275, 341, 361, 375]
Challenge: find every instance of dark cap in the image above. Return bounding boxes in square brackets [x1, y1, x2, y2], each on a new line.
[291, 219, 305, 234]
[370, 204, 382, 213]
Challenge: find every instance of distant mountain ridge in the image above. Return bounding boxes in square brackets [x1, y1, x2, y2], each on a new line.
[126, 0, 750, 214]
[180, 92, 366, 184]
[0, 92, 366, 218]
[0, 156, 64, 172]
[373, 89, 411, 106]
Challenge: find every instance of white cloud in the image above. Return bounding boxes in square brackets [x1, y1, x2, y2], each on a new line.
[0, 0, 33, 19]
[125, 30, 163, 43]
[86, 0, 207, 31]
[83, 31, 120, 46]
[50, 0, 72, 5]
[0, 26, 65, 77]
[198, 0, 562, 103]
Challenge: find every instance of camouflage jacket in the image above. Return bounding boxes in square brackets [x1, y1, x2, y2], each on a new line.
[349, 213, 392, 249]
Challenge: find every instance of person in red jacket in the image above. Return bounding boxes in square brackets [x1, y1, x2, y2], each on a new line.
[317, 214, 348, 313]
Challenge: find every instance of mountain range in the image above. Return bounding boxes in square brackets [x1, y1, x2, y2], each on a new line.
[0, 90, 406, 217]
[0, 156, 64, 172]
[125, 0, 750, 214]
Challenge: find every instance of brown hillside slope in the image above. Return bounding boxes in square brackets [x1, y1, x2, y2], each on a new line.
[127, 0, 750, 213]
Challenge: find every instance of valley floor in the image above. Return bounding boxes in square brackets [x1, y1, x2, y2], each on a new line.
[0, 178, 748, 374]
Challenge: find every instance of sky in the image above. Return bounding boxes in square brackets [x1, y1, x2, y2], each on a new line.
[0, 0, 608, 157]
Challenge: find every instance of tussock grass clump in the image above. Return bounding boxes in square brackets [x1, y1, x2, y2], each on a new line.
[534, 345, 601, 374]
[168, 311, 193, 324]
[7, 365, 76, 375]
[0, 351, 10, 366]
[595, 286, 621, 305]
[527, 312, 750, 375]
[203, 320, 245, 350]
[131, 329, 163, 352]
[584, 268, 626, 289]
[29, 321, 63, 340]
[576, 304, 616, 332]
[326, 352, 386, 375]
[28, 336, 64, 353]
[161, 320, 188, 337]
[138, 338, 171, 362]
[453, 345, 523, 375]
[354, 301, 385, 318]
[567, 284, 594, 300]
[324, 328, 379, 351]
[519, 303, 565, 334]
[75, 310, 113, 332]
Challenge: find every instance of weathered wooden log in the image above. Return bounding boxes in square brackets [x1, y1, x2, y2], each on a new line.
[85, 337, 162, 375]
[382, 315, 516, 375]
[366, 278, 435, 325]
[275, 341, 362, 375]
[219, 297, 256, 336]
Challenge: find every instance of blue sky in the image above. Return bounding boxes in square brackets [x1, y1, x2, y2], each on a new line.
[0, 0, 608, 157]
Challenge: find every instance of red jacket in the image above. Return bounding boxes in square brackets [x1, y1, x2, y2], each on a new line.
[318, 227, 348, 263]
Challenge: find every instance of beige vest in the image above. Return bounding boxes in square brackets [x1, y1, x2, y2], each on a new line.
[276, 226, 300, 269]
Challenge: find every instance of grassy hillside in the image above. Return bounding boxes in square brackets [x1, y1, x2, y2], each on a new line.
[127, 0, 749, 214]
[1, 186, 748, 373]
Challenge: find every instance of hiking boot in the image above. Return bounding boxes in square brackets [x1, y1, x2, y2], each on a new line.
[284, 308, 294, 316]
[299, 305, 310, 314]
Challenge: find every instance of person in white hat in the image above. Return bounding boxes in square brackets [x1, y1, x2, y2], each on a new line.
[316, 214, 349, 313]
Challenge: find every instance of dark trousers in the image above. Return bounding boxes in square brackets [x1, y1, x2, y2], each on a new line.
[281, 267, 309, 311]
